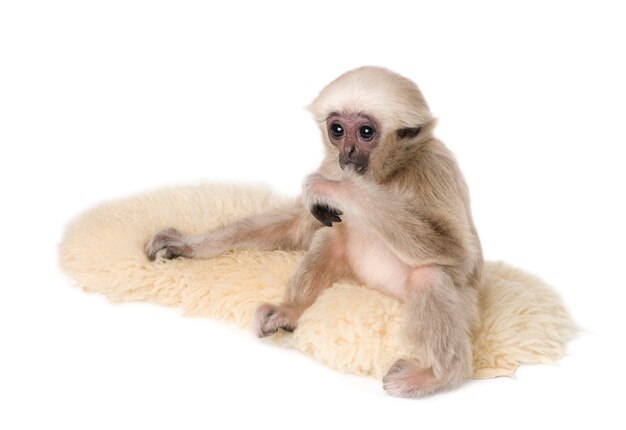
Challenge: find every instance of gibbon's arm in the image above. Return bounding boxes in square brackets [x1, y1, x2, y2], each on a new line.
[303, 172, 466, 267]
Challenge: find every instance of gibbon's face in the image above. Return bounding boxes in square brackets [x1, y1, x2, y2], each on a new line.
[325, 111, 381, 174]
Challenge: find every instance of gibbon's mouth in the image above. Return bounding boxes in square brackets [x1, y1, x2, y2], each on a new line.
[339, 161, 367, 175]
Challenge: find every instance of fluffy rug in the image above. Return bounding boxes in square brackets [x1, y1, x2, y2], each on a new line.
[58, 184, 575, 379]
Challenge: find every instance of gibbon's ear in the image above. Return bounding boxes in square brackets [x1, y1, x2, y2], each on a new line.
[396, 126, 421, 140]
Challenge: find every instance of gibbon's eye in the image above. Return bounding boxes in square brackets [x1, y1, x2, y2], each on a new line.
[359, 125, 375, 140]
[330, 123, 344, 138]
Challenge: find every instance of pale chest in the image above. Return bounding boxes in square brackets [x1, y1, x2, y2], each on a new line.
[344, 225, 412, 299]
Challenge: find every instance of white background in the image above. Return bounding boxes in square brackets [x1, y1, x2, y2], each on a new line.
[1, 1, 625, 429]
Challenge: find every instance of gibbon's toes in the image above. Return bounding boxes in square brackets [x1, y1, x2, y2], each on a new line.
[146, 228, 190, 261]
[382, 359, 437, 398]
[157, 244, 187, 260]
[253, 303, 296, 338]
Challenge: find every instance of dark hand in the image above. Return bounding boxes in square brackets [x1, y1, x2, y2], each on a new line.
[311, 203, 343, 227]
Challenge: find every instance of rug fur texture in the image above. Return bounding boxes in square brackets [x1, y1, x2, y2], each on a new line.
[59, 184, 575, 379]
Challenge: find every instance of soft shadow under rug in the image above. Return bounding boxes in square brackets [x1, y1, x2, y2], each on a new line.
[59, 184, 575, 379]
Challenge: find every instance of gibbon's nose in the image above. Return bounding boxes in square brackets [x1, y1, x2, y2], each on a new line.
[346, 145, 356, 160]
[339, 146, 355, 167]
[338, 146, 367, 173]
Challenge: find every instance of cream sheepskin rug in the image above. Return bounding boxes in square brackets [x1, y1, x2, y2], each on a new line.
[59, 184, 575, 379]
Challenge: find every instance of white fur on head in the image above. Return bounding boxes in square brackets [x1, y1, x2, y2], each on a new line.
[307, 66, 433, 133]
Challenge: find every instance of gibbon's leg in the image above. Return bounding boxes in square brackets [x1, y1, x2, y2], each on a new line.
[383, 267, 477, 397]
[253, 227, 349, 337]
[146, 203, 320, 260]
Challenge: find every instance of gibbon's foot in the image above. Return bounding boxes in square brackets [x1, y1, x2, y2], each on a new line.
[253, 303, 297, 337]
[146, 227, 191, 261]
[382, 359, 438, 398]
